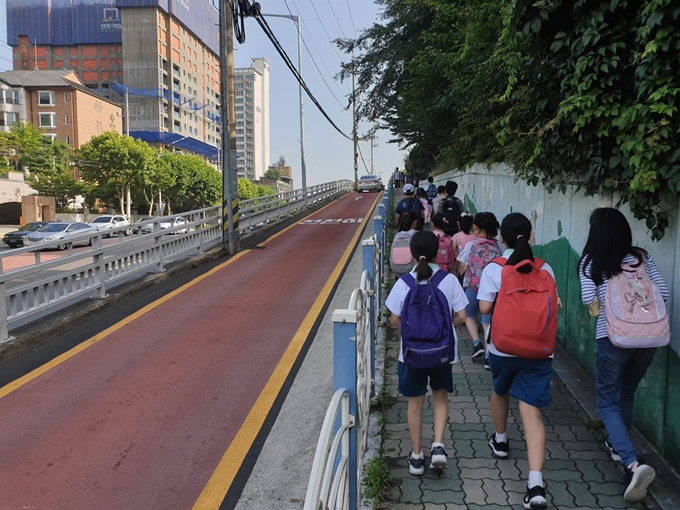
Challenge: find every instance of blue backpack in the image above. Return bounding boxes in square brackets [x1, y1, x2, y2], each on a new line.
[400, 271, 455, 369]
[427, 183, 438, 200]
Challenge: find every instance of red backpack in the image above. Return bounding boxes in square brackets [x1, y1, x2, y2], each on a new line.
[435, 234, 456, 272]
[490, 257, 558, 359]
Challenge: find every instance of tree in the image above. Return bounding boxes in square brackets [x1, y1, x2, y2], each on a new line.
[264, 167, 282, 180]
[28, 169, 91, 211]
[140, 155, 175, 215]
[163, 153, 221, 213]
[238, 178, 275, 200]
[79, 132, 158, 218]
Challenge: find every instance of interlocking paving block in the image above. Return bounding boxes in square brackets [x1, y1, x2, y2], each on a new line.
[497, 458, 523, 480]
[589, 480, 632, 496]
[421, 489, 465, 505]
[543, 480, 576, 507]
[462, 477, 486, 505]
[577, 459, 608, 483]
[545, 440, 572, 460]
[451, 438, 476, 459]
[460, 466, 501, 481]
[562, 439, 606, 451]
[542, 467, 584, 482]
[457, 457, 497, 470]
[482, 477, 508, 505]
[594, 459, 627, 483]
[596, 493, 647, 509]
[566, 479, 600, 507]
[398, 476, 424, 504]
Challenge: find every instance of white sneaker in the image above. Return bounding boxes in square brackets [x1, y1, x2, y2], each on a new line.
[407, 451, 425, 475]
[430, 444, 448, 469]
[624, 463, 655, 502]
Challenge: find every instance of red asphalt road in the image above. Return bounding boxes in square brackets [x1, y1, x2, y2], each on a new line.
[0, 193, 376, 510]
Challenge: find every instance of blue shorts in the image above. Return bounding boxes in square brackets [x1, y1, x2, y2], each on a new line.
[464, 287, 492, 325]
[398, 362, 453, 397]
[488, 354, 553, 408]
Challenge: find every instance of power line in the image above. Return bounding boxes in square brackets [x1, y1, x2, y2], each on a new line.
[255, 12, 352, 141]
[357, 140, 370, 175]
[306, 0, 349, 68]
[345, 0, 358, 38]
[326, 0, 348, 39]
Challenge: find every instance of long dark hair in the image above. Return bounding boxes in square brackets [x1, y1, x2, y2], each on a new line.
[397, 212, 415, 232]
[578, 208, 644, 285]
[473, 212, 499, 238]
[458, 213, 473, 235]
[501, 213, 534, 274]
[410, 230, 439, 281]
[430, 212, 449, 231]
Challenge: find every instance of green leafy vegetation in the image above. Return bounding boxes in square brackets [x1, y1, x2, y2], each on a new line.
[341, 0, 680, 239]
[362, 457, 394, 508]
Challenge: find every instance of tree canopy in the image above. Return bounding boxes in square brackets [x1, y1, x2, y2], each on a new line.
[342, 0, 680, 239]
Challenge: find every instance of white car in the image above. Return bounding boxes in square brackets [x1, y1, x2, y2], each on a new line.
[141, 216, 187, 234]
[90, 215, 131, 237]
[23, 222, 99, 250]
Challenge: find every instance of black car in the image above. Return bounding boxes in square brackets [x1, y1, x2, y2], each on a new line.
[2, 222, 50, 248]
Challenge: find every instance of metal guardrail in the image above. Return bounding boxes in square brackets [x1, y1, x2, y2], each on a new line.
[304, 181, 393, 510]
[0, 180, 354, 342]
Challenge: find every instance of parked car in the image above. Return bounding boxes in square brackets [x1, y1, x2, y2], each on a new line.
[141, 216, 187, 234]
[23, 222, 98, 250]
[89, 215, 131, 237]
[357, 175, 384, 192]
[2, 221, 50, 248]
[133, 216, 159, 234]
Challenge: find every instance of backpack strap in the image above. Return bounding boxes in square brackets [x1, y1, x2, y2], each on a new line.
[429, 269, 448, 287]
[401, 273, 416, 289]
[490, 256, 507, 267]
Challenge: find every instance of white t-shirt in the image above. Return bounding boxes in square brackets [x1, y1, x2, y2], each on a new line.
[385, 265, 469, 363]
[477, 250, 556, 358]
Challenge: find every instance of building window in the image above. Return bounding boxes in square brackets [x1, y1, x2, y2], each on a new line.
[39, 113, 57, 128]
[65, 114, 70, 125]
[66, 136, 71, 145]
[38, 91, 55, 106]
[43, 133, 57, 142]
[64, 92, 69, 104]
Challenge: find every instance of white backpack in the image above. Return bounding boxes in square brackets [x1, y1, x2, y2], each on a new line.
[604, 259, 670, 348]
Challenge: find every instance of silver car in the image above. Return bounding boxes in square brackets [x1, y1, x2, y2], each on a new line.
[89, 215, 131, 237]
[141, 216, 187, 234]
[357, 175, 384, 192]
[23, 222, 98, 250]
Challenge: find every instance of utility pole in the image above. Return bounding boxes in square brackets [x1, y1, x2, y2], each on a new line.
[352, 70, 358, 186]
[124, 87, 130, 135]
[220, 0, 239, 254]
[370, 134, 375, 175]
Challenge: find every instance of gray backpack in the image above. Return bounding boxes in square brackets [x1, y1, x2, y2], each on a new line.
[390, 231, 414, 275]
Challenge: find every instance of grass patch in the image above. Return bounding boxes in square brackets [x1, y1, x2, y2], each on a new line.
[584, 418, 607, 442]
[362, 457, 395, 509]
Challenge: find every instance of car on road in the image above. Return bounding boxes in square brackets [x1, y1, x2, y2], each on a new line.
[133, 216, 159, 234]
[89, 215, 131, 237]
[2, 221, 50, 248]
[357, 175, 384, 192]
[23, 222, 98, 250]
[140, 216, 188, 234]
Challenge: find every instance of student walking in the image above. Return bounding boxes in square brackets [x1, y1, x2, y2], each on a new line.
[432, 185, 447, 215]
[452, 212, 476, 278]
[395, 184, 425, 229]
[578, 207, 668, 503]
[478, 212, 558, 509]
[417, 187, 433, 229]
[390, 213, 419, 278]
[457, 212, 503, 369]
[431, 213, 456, 273]
[426, 176, 438, 200]
[386, 230, 467, 475]
[394, 168, 401, 189]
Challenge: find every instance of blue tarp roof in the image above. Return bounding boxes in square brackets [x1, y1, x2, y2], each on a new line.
[129, 131, 219, 161]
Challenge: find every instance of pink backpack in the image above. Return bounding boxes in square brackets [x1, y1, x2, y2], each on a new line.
[467, 238, 503, 292]
[604, 259, 670, 348]
[435, 234, 456, 272]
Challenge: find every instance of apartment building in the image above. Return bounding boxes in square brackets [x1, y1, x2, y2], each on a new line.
[0, 0, 10, 71]
[7, 0, 221, 162]
[0, 70, 122, 147]
[234, 58, 270, 181]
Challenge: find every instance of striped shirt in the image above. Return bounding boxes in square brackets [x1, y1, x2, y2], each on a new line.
[579, 253, 669, 340]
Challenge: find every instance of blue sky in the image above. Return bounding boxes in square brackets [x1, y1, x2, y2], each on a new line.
[234, 0, 403, 186]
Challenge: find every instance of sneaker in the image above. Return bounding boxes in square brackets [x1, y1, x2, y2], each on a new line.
[489, 433, 509, 459]
[624, 463, 655, 502]
[471, 341, 485, 359]
[430, 445, 448, 469]
[523, 485, 548, 509]
[604, 438, 621, 462]
[408, 451, 425, 476]
[483, 353, 490, 371]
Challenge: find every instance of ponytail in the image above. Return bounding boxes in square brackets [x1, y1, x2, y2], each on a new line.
[409, 230, 439, 281]
[500, 213, 534, 274]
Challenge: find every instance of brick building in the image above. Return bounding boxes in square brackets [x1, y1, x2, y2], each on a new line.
[0, 70, 122, 147]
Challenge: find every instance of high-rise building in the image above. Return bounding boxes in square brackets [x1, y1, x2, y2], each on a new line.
[234, 58, 270, 181]
[6, 0, 221, 162]
[0, 0, 11, 71]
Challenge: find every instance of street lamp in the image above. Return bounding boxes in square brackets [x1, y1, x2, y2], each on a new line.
[262, 13, 307, 205]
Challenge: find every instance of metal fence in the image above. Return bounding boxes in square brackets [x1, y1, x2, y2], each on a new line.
[304, 183, 392, 510]
[0, 180, 353, 342]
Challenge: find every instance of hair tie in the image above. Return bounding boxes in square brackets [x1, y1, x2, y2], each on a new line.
[517, 235, 524, 240]
[418, 256, 427, 261]
[442, 217, 449, 224]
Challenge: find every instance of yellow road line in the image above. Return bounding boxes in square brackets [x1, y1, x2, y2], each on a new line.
[191, 192, 381, 510]
[0, 193, 360, 400]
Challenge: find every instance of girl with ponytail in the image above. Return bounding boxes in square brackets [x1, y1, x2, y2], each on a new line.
[385, 230, 467, 476]
[477, 212, 557, 510]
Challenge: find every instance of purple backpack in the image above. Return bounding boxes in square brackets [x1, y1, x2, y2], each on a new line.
[400, 271, 455, 368]
[467, 238, 503, 292]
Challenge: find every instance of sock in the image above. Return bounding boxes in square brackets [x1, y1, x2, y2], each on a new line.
[412, 450, 424, 459]
[628, 461, 638, 470]
[495, 431, 507, 443]
[431, 442, 444, 449]
[473, 338, 481, 346]
[528, 471, 543, 488]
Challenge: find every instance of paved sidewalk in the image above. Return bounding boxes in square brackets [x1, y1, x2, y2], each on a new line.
[381, 326, 661, 510]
